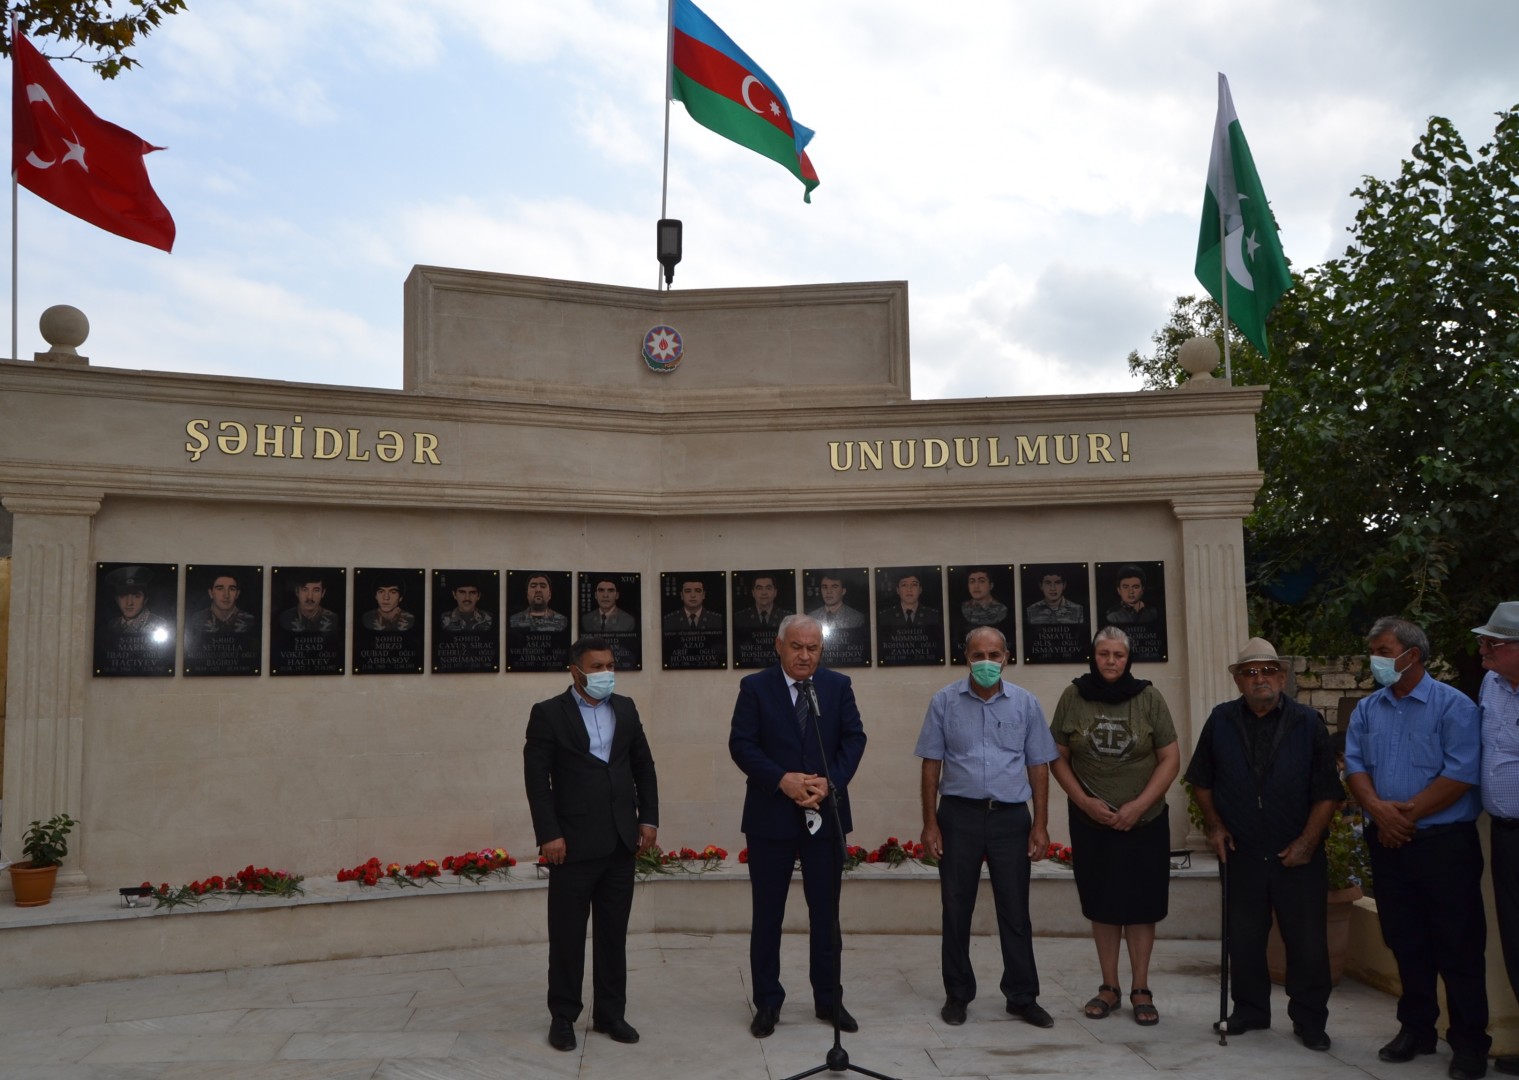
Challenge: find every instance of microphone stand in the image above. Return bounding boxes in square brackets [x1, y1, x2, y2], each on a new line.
[781, 679, 897, 1080]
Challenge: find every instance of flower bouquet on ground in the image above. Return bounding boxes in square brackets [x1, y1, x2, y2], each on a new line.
[634, 843, 728, 878]
[1044, 842, 1073, 866]
[148, 865, 305, 909]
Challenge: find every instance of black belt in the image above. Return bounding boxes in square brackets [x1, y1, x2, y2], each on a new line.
[942, 794, 1023, 811]
[1493, 817, 1519, 831]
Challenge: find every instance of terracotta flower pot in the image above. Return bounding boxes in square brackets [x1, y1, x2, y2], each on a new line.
[8, 861, 60, 907]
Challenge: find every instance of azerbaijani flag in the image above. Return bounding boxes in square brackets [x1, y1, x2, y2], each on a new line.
[670, 0, 819, 202]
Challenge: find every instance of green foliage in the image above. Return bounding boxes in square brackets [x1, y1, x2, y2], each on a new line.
[1126, 295, 1267, 389]
[1325, 809, 1370, 892]
[20, 813, 77, 868]
[1133, 106, 1519, 669]
[1, 0, 186, 78]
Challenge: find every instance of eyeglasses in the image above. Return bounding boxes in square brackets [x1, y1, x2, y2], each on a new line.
[1478, 637, 1517, 652]
[1237, 665, 1282, 678]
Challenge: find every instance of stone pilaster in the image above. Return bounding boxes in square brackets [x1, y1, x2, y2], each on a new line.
[1, 492, 100, 892]
[1173, 496, 1255, 846]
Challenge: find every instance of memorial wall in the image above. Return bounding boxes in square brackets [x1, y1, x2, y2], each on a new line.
[0, 268, 1262, 893]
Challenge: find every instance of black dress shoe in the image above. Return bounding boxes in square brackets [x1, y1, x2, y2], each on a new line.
[815, 1003, 859, 1032]
[1293, 1024, 1332, 1052]
[1213, 1014, 1269, 1035]
[1007, 1000, 1054, 1028]
[1494, 1056, 1519, 1076]
[548, 1016, 577, 1052]
[750, 1006, 779, 1038]
[1379, 1029, 1438, 1063]
[592, 1017, 640, 1044]
[1450, 1055, 1488, 1080]
[940, 998, 967, 1025]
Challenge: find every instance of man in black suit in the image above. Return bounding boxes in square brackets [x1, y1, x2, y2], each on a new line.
[524, 637, 659, 1053]
[729, 614, 868, 1038]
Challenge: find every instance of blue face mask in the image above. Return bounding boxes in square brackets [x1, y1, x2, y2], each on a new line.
[581, 671, 615, 700]
[970, 660, 1003, 689]
[1369, 648, 1410, 688]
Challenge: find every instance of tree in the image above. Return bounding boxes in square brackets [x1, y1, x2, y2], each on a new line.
[0, 0, 186, 79]
[1131, 107, 1519, 676]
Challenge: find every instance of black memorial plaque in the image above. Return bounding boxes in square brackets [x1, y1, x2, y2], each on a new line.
[660, 570, 728, 670]
[270, 566, 346, 676]
[1020, 562, 1091, 664]
[182, 564, 262, 676]
[947, 564, 1016, 666]
[432, 569, 500, 673]
[1095, 560, 1168, 663]
[875, 565, 945, 667]
[93, 561, 177, 677]
[801, 567, 871, 668]
[731, 568, 797, 669]
[353, 567, 425, 674]
[577, 571, 642, 671]
[505, 569, 572, 673]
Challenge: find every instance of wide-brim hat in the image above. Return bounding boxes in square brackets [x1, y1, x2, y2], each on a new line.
[1229, 636, 1281, 673]
[1472, 601, 1519, 642]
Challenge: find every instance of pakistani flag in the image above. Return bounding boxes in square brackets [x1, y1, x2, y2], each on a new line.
[1195, 74, 1291, 357]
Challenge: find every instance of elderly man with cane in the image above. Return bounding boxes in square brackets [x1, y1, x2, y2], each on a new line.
[1185, 638, 1341, 1051]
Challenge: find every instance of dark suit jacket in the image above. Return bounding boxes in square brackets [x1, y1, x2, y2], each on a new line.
[524, 688, 659, 863]
[729, 665, 866, 839]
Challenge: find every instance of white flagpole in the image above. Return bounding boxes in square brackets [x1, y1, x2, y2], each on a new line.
[659, 0, 674, 291]
[12, 170, 18, 362]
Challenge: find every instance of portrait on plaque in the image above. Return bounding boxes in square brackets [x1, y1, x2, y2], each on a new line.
[802, 567, 870, 668]
[578, 571, 642, 671]
[505, 569, 571, 673]
[93, 561, 177, 677]
[731, 568, 797, 670]
[1020, 562, 1091, 664]
[660, 571, 728, 670]
[353, 567, 425, 674]
[270, 566, 346, 676]
[432, 569, 500, 673]
[875, 565, 945, 667]
[182, 564, 262, 676]
[947, 564, 1015, 666]
[1096, 561, 1168, 663]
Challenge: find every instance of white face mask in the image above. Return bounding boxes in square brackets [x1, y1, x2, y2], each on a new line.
[1369, 648, 1411, 687]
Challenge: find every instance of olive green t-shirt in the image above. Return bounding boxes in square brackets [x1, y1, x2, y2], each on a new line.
[1050, 683, 1177, 827]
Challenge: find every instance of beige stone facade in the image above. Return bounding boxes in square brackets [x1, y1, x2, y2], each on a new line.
[1, 269, 1263, 894]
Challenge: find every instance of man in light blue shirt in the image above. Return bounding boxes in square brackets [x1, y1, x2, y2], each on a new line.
[1345, 616, 1488, 1080]
[1474, 602, 1519, 1078]
[916, 625, 1059, 1028]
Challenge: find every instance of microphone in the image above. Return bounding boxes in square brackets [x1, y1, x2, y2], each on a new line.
[803, 679, 822, 718]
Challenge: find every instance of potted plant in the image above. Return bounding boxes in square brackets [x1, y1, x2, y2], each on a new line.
[7, 813, 78, 907]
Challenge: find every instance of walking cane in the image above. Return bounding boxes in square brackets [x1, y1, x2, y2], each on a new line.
[1217, 860, 1229, 1045]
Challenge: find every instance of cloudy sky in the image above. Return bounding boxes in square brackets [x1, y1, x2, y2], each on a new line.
[8, 0, 1518, 399]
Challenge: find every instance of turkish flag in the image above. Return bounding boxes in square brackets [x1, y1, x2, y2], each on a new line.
[11, 32, 175, 252]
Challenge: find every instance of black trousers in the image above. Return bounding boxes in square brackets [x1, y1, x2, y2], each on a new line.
[936, 796, 1039, 1005]
[1366, 820, 1490, 1056]
[1492, 819, 1519, 1010]
[546, 846, 635, 1023]
[1223, 847, 1331, 1030]
[745, 829, 843, 1012]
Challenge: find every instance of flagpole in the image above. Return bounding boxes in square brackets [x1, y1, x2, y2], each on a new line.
[659, 0, 674, 292]
[1217, 75, 1232, 383]
[11, 171, 18, 362]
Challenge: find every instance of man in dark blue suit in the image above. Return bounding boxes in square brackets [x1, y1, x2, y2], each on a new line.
[525, 637, 659, 1053]
[729, 614, 868, 1038]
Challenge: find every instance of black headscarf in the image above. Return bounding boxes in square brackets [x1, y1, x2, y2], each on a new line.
[1072, 639, 1151, 705]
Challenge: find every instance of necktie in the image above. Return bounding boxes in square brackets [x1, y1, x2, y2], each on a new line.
[795, 680, 812, 733]
[906, 610, 915, 624]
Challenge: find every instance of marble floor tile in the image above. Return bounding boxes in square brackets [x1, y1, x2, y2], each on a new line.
[278, 1033, 457, 1061]
[288, 970, 462, 1005]
[0, 1031, 105, 1065]
[62, 1010, 248, 1038]
[232, 1006, 418, 1034]
[0, 1066, 169, 1080]
[103, 984, 295, 1022]
[160, 1062, 382, 1080]
[79, 1033, 293, 1064]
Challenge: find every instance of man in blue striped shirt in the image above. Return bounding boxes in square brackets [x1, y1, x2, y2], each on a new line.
[1345, 616, 1488, 1080]
[1475, 602, 1519, 1078]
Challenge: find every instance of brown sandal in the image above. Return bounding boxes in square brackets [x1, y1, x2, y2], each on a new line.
[1083, 984, 1122, 1019]
[1129, 988, 1159, 1026]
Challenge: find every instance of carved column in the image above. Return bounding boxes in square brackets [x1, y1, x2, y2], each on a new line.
[1, 492, 101, 892]
[1173, 495, 1255, 847]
